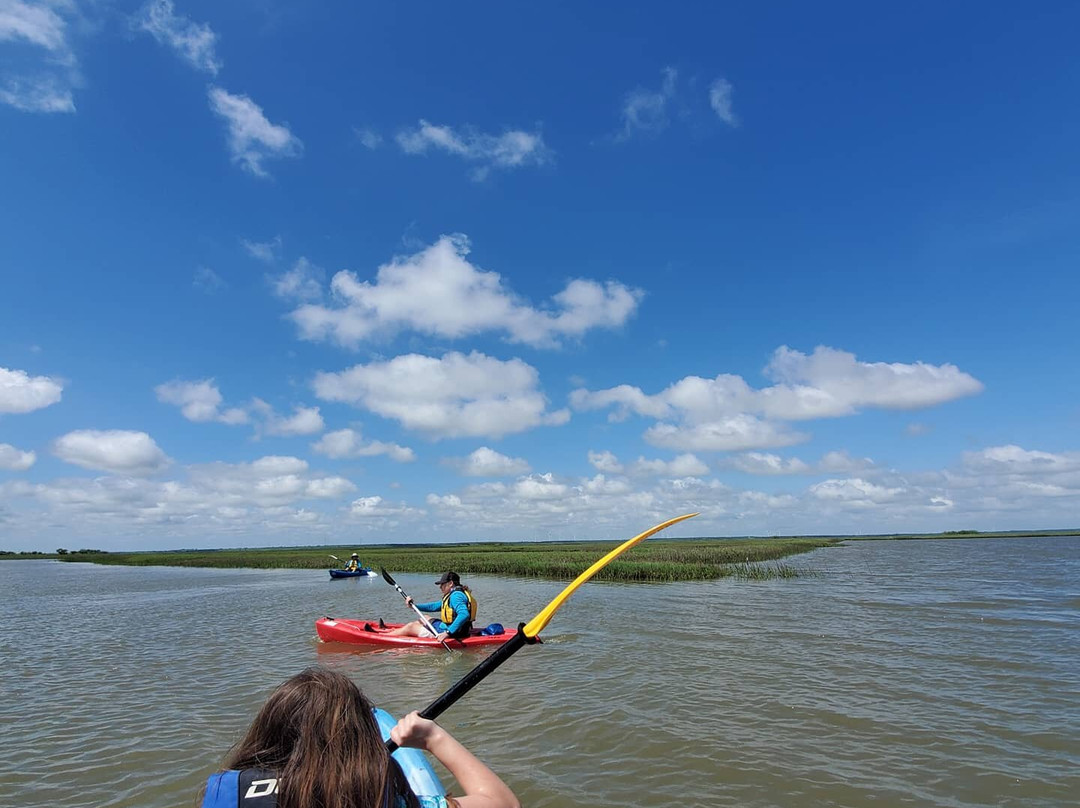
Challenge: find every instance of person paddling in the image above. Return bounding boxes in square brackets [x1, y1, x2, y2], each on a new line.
[385, 571, 476, 642]
[199, 666, 519, 808]
[343, 553, 361, 572]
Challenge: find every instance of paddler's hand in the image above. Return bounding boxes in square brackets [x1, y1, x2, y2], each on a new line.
[391, 711, 446, 751]
[435, 631, 449, 642]
[405, 596, 414, 607]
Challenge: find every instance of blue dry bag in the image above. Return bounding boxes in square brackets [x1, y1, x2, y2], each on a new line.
[480, 623, 505, 636]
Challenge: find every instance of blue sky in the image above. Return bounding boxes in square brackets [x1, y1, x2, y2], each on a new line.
[2, 1, 1079, 551]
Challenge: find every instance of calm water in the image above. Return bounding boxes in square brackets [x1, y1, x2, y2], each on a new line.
[2, 538, 1078, 808]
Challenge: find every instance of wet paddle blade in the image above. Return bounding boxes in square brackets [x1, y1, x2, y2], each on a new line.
[522, 512, 698, 638]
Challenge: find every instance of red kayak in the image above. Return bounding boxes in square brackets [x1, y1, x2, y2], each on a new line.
[315, 617, 516, 648]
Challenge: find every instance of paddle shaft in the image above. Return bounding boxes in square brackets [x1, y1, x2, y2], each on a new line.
[385, 627, 532, 753]
[380, 569, 453, 652]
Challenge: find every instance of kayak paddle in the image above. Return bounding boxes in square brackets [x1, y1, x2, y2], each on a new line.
[380, 568, 454, 653]
[385, 512, 699, 751]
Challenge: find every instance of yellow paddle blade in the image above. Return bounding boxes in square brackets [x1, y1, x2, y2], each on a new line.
[522, 512, 699, 638]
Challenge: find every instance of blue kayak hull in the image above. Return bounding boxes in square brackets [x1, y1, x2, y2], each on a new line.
[329, 568, 376, 579]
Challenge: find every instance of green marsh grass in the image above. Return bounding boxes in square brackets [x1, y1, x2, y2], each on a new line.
[58, 536, 836, 581]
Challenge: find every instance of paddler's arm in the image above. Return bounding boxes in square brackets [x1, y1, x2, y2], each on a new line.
[391, 712, 520, 808]
[407, 598, 442, 612]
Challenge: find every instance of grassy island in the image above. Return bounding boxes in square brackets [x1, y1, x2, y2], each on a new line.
[49, 536, 842, 581]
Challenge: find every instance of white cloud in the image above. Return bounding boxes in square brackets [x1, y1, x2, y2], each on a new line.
[354, 127, 381, 149]
[348, 495, 421, 519]
[193, 266, 226, 293]
[448, 447, 531, 477]
[251, 400, 324, 436]
[906, 422, 932, 436]
[630, 453, 709, 476]
[272, 257, 324, 301]
[0, 442, 35, 470]
[618, 67, 677, 140]
[311, 428, 415, 462]
[644, 417, 808, 452]
[809, 477, 903, 504]
[314, 351, 569, 440]
[242, 235, 282, 263]
[0, 0, 66, 50]
[0, 75, 74, 112]
[288, 235, 642, 348]
[730, 452, 811, 475]
[730, 450, 873, 475]
[136, 0, 221, 74]
[962, 445, 1080, 475]
[208, 86, 302, 177]
[0, 366, 63, 413]
[155, 379, 248, 425]
[708, 78, 738, 126]
[572, 346, 982, 452]
[0, 0, 78, 113]
[818, 450, 875, 473]
[52, 429, 171, 475]
[588, 450, 623, 473]
[396, 120, 551, 180]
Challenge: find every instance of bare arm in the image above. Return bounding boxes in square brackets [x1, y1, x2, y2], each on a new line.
[390, 712, 520, 808]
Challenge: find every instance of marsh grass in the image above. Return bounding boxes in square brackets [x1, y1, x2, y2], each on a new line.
[59, 536, 836, 581]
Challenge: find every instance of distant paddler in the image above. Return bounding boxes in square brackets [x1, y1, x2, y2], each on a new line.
[343, 553, 361, 572]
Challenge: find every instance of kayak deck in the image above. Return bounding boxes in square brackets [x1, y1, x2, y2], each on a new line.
[315, 617, 514, 647]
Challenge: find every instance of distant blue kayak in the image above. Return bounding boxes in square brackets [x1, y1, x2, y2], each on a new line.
[329, 568, 376, 579]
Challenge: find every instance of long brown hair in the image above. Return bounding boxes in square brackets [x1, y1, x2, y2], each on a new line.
[221, 667, 419, 808]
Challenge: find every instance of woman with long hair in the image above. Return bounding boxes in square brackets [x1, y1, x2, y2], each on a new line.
[200, 667, 519, 808]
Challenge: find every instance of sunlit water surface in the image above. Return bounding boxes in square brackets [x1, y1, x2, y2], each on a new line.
[2, 537, 1078, 808]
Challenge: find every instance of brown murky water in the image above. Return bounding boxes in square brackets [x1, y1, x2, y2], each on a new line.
[2, 537, 1078, 807]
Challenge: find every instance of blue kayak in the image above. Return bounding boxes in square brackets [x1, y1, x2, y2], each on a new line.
[329, 568, 376, 579]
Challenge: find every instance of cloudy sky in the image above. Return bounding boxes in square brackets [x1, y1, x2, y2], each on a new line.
[2, 2, 1079, 551]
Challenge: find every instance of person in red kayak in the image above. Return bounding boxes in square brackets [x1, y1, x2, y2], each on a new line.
[385, 571, 477, 642]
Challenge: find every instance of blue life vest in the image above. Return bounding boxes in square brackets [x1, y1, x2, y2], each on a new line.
[200, 709, 444, 808]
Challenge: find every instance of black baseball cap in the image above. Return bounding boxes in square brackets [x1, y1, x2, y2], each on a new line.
[435, 571, 460, 585]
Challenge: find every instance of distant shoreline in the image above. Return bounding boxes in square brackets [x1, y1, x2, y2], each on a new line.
[5, 529, 1077, 581]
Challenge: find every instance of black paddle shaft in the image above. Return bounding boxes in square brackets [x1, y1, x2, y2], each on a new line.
[384, 625, 535, 753]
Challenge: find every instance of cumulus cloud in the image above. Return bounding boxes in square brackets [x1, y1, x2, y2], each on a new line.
[572, 346, 982, 452]
[52, 429, 171, 475]
[193, 266, 226, 294]
[708, 78, 738, 126]
[0, 442, 35, 470]
[288, 235, 642, 348]
[136, 0, 221, 74]
[588, 450, 623, 473]
[242, 235, 282, 263]
[0, 0, 79, 113]
[447, 447, 531, 477]
[619, 67, 677, 140]
[354, 126, 382, 149]
[348, 495, 421, 519]
[729, 450, 873, 475]
[809, 477, 904, 505]
[396, 120, 551, 180]
[962, 445, 1080, 475]
[272, 257, 324, 301]
[155, 379, 248, 425]
[311, 428, 415, 462]
[208, 86, 302, 177]
[0, 366, 63, 413]
[314, 351, 569, 440]
[630, 453, 709, 476]
[729, 452, 811, 475]
[251, 400, 324, 437]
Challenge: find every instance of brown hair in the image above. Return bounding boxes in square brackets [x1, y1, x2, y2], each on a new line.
[221, 667, 419, 808]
